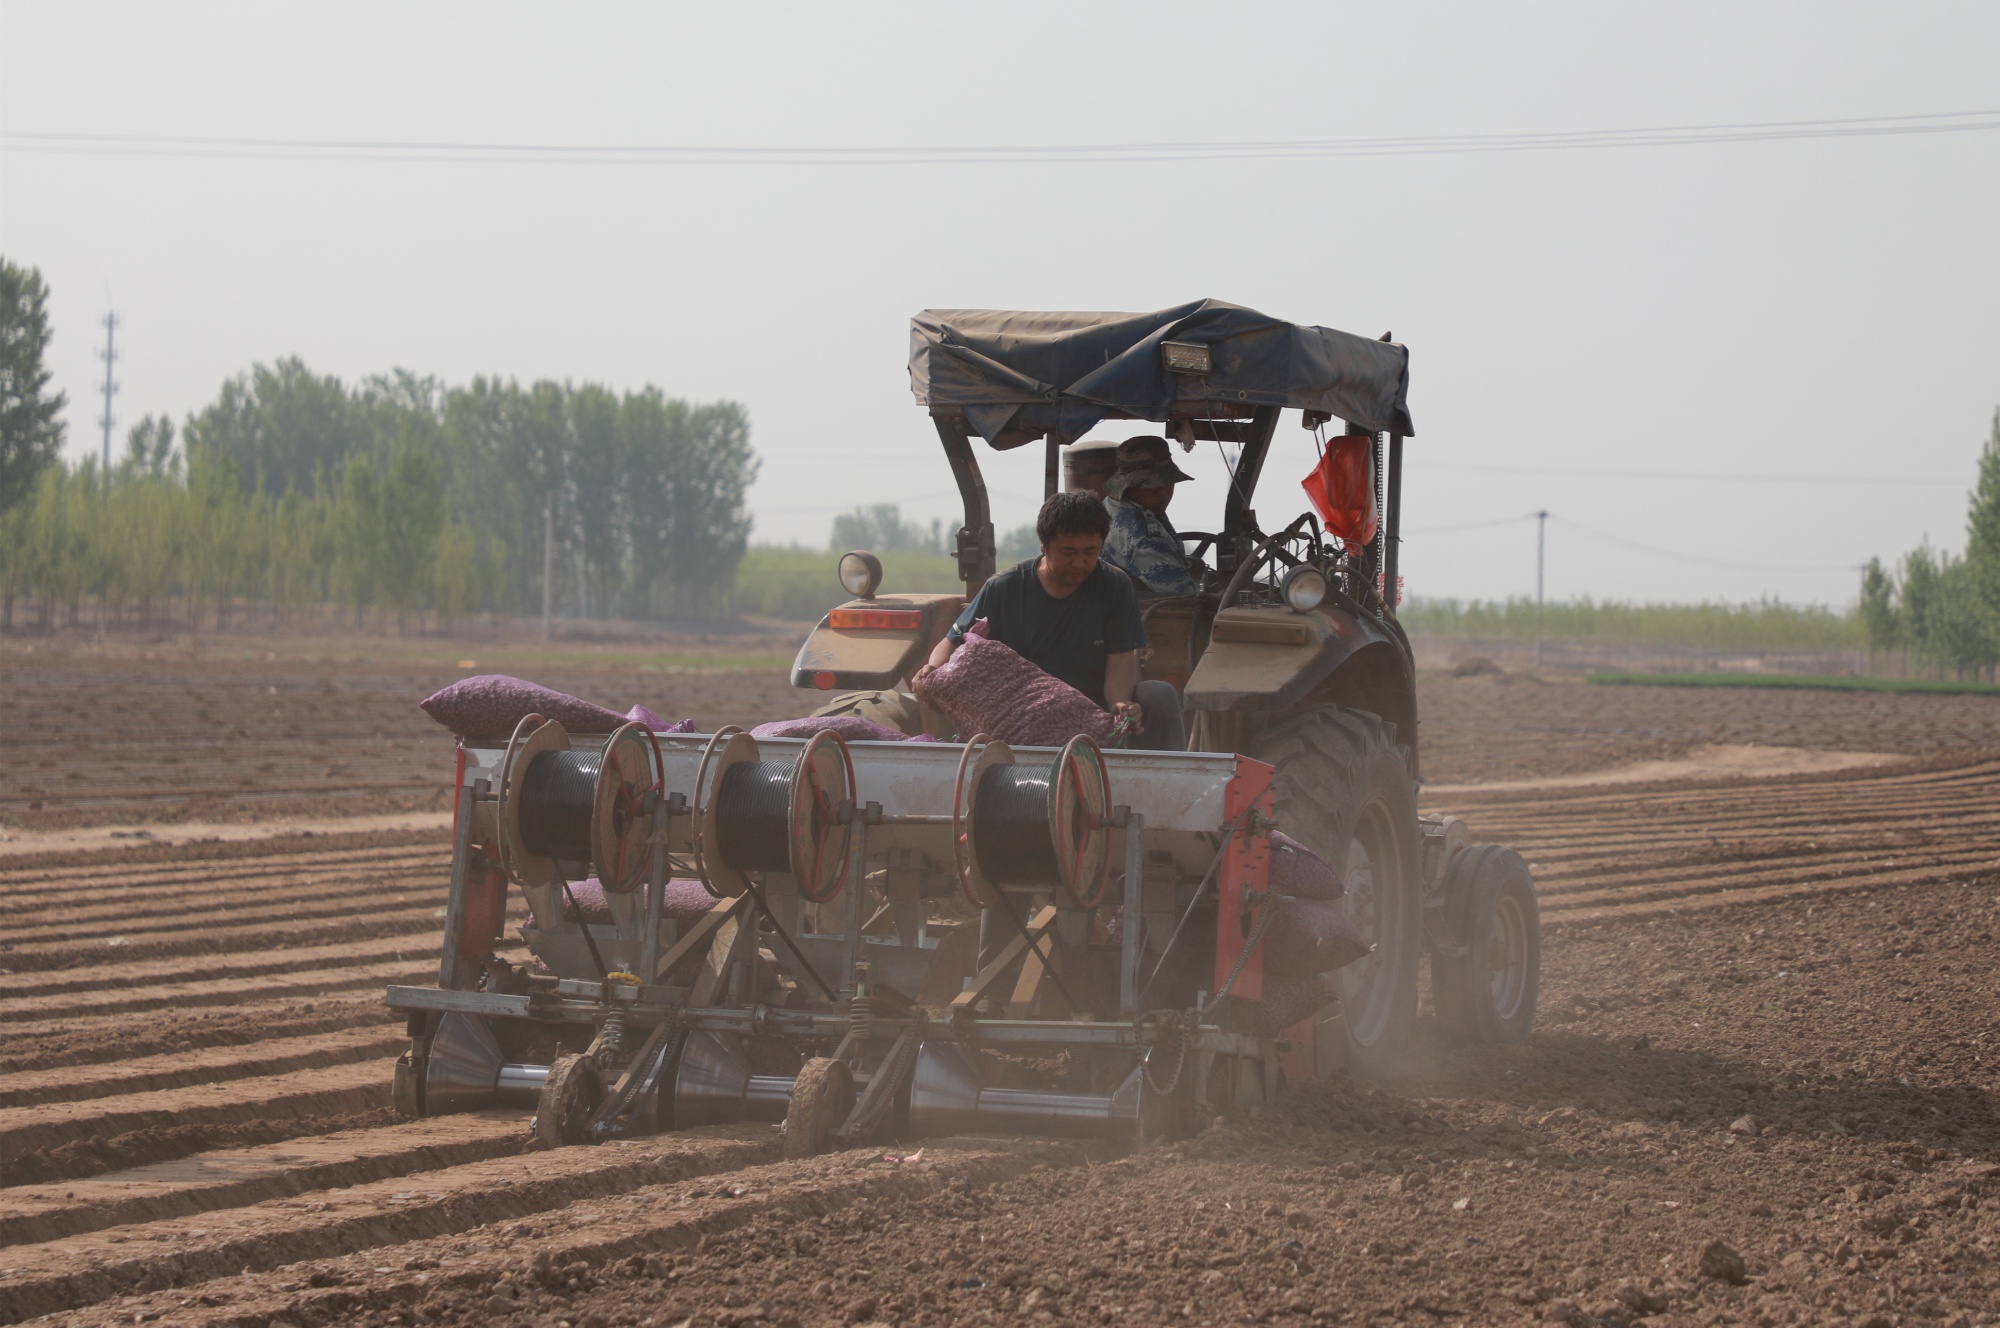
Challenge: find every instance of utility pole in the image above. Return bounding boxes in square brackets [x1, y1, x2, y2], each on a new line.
[542, 500, 555, 642]
[1534, 509, 1549, 669]
[96, 312, 120, 480]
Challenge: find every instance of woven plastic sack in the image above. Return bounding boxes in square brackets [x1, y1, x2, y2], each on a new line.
[916, 623, 1114, 747]
[1264, 898, 1370, 979]
[420, 674, 626, 738]
[625, 704, 695, 733]
[1254, 971, 1339, 1038]
[1270, 831, 1345, 901]
[751, 715, 911, 742]
[550, 876, 720, 926]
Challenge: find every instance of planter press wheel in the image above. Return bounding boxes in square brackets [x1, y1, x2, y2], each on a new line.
[692, 726, 758, 898]
[951, 734, 1015, 909]
[1049, 734, 1113, 910]
[782, 1056, 857, 1159]
[788, 730, 855, 904]
[499, 713, 566, 891]
[592, 721, 662, 895]
[532, 1053, 605, 1149]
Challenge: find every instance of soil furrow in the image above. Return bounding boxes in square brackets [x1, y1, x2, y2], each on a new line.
[0, 842, 444, 901]
[5, 896, 453, 952]
[0, 1128, 787, 1324]
[1543, 859, 1998, 924]
[10, 1136, 1071, 1328]
[0, 1025, 407, 1109]
[0, 957, 432, 1027]
[0, 827, 449, 877]
[0, 995, 397, 1074]
[0, 932, 449, 1001]
[0, 1113, 525, 1248]
[0, 1061, 392, 1165]
[2, 914, 447, 972]
[1528, 845, 2000, 900]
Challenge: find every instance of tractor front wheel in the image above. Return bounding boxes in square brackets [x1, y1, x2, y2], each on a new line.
[1432, 844, 1541, 1044]
[1251, 706, 1421, 1077]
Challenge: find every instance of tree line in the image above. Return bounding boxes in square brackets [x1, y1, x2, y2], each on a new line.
[0, 257, 757, 633]
[1858, 409, 2000, 680]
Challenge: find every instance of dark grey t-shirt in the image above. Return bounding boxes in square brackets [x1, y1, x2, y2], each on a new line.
[948, 558, 1146, 706]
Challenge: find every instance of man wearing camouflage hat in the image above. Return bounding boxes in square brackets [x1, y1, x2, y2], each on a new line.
[1102, 435, 1202, 595]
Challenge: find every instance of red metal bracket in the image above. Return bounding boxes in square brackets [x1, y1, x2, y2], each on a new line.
[1214, 755, 1276, 1002]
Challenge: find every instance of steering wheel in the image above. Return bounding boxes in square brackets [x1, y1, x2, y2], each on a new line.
[1178, 531, 1219, 564]
[1215, 514, 1320, 609]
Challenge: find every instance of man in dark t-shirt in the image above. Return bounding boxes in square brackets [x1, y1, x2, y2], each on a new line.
[915, 491, 1186, 751]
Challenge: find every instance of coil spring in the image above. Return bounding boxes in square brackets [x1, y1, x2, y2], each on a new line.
[847, 992, 873, 1044]
[599, 1009, 627, 1068]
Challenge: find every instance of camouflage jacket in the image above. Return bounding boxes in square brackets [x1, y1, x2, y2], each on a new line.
[1102, 497, 1200, 595]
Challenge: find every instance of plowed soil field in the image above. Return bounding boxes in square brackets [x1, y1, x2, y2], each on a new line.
[3, 648, 1998, 1327]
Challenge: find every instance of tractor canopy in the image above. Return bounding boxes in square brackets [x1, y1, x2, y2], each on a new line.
[910, 298, 1414, 450]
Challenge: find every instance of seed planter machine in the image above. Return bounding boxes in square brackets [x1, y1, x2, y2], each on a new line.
[387, 717, 1332, 1152]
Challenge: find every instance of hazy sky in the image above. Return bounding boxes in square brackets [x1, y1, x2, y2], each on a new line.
[3, 2, 1995, 607]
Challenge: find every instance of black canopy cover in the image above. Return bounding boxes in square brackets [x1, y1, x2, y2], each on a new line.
[910, 298, 1413, 449]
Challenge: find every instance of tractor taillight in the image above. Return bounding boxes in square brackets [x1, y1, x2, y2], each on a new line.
[829, 608, 922, 630]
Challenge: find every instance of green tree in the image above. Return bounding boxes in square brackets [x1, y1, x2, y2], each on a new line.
[184, 357, 371, 500]
[1900, 544, 1943, 675]
[377, 442, 446, 633]
[1930, 555, 1999, 680]
[996, 521, 1040, 563]
[123, 414, 179, 479]
[831, 503, 937, 554]
[329, 452, 383, 622]
[1857, 556, 1903, 675]
[432, 519, 480, 624]
[0, 258, 67, 515]
[1965, 406, 2000, 631]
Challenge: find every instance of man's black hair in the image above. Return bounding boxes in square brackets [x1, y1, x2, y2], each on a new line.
[1036, 490, 1111, 547]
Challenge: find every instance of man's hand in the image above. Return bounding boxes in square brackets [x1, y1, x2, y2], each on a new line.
[1111, 700, 1144, 731]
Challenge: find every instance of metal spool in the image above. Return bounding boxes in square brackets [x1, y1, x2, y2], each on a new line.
[499, 715, 567, 890]
[787, 730, 855, 904]
[694, 727, 855, 901]
[592, 722, 662, 894]
[952, 734, 1113, 910]
[501, 716, 661, 892]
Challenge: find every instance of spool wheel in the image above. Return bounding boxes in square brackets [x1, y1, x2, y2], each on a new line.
[532, 1053, 605, 1149]
[782, 1057, 856, 1159]
[950, 735, 1015, 908]
[500, 715, 569, 891]
[693, 727, 760, 898]
[592, 723, 659, 895]
[789, 730, 856, 904]
[1050, 735, 1113, 909]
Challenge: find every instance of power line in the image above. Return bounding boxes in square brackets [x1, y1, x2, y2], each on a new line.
[1402, 513, 1542, 537]
[4, 108, 1994, 167]
[1407, 461, 1965, 489]
[1550, 515, 1862, 575]
[1398, 508, 1862, 574]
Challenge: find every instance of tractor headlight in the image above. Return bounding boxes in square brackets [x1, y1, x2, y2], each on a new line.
[837, 551, 884, 600]
[1280, 565, 1328, 614]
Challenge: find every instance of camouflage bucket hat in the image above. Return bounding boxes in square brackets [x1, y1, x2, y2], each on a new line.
[1106, 435, 1194, 496]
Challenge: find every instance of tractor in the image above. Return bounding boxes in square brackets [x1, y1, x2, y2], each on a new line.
[792, 298, 1540, 1073]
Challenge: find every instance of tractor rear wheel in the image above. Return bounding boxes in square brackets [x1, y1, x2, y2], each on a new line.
[1251, 706, 1421, 1077]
